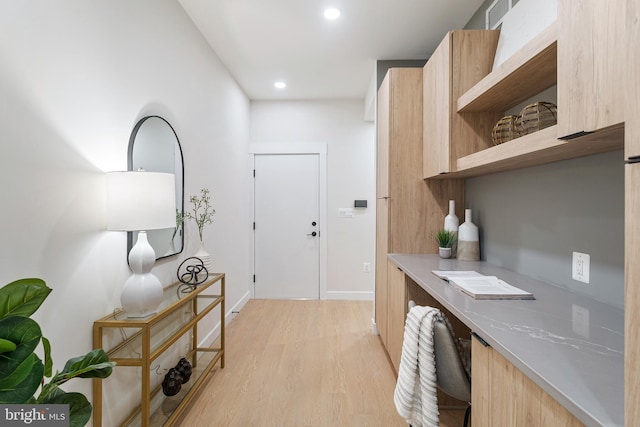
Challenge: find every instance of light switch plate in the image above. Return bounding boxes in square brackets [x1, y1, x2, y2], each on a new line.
[338, 208, 354, 218]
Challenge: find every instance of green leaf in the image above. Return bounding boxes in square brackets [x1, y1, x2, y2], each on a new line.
[36, 380, 64, 404]
[0, 338, 17, 354]
[43, 391, 92, 427]
[53, 349, 114, 386]
[0, 354, 44, 403]
[0, 316, 42, 378]
[0, 278, 52, 320]
[42, 336, 52, 378]
[0, 352, 36, 389]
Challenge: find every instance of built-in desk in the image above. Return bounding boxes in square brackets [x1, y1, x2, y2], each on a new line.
[388, 254, 623, 427]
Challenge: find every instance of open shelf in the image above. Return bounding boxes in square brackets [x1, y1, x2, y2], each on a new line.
[433, 124, 624, 178]
[120, 349, 223, 427]
[457, 22, 558, 113]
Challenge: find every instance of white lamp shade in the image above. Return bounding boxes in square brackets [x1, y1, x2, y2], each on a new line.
[107, 171, 176, 231]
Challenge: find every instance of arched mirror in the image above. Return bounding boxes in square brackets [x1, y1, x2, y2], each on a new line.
[128, 116, 184, 260]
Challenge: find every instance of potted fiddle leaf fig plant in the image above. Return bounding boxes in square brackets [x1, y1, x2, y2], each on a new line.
[435, 229, 457, 259]
[0, 278, 115, 427]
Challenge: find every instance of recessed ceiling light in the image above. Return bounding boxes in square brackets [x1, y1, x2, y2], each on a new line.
[324, 8, 341, 20]
[274, 81, 286, 89]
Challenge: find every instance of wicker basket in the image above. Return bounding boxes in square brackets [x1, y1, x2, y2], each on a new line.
[517, 101, 557, 135]
[491, 115, 520, 145]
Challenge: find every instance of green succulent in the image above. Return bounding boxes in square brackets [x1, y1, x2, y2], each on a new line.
[435, 229, 457, 248]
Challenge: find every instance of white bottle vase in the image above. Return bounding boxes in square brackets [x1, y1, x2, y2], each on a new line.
[457, 209, 480, 261]
[444, 200, 459, 256]
[444, 200, 459, 232]
[194, 241, 213, 275]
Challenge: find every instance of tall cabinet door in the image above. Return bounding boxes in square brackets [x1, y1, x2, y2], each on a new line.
[423, 30, 500, 179]
[375, 67, 465, 372]
[626, 167, 640, 424]
[377, 75, 390, 198]
[387, 260, 406, 372]
[626, 0, 640, 422]
[375, 197, 390, 347]
[627, 0, 640, 159]
[423, 32, 451, 178]
[557, 0, 625, 139]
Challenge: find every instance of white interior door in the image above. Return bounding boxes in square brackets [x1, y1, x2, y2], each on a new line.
[254, 153, 320, 299]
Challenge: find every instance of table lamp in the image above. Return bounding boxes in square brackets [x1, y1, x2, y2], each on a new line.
[106, 171, 176, 318]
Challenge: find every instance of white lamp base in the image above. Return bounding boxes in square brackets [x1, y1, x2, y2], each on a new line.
[122, 231, 164, 318]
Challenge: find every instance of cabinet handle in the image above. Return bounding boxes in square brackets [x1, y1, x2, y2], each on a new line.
[558, 130, 594, 141]
[471, 332, 490, 347]
[626, 156, 640, 164]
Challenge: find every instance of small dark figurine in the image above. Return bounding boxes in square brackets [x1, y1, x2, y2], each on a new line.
[176, 257, 209, 298]
[175, 357, 193, 383]
[162, 368, 183, 396]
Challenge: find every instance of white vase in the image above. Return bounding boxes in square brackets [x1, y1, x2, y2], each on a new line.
[457, 209, 480, 261]
[444, 200, 459, 232]
[194, 241, 213, 275]
[444, 200, 459, 257]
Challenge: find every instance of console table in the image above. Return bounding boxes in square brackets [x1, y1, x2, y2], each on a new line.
[92, 273, 225, 427]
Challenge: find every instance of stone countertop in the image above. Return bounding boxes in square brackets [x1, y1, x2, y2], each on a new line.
[388, 253, 623, 427]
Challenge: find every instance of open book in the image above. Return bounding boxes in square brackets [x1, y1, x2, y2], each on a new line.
[432, 271, 534, 300]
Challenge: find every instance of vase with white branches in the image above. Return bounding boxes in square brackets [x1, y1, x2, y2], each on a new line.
[181, 188, 215, 272]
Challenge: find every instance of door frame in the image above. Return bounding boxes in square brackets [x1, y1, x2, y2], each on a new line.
[249, 142, 328, 299]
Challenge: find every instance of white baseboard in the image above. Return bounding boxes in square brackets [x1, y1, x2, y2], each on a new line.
[324, 291, 374, 300]
[371, 317, 379, 335]
[200, 290, 251, 347]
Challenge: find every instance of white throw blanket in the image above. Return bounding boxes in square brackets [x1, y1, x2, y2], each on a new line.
[394, 305, 443, 427]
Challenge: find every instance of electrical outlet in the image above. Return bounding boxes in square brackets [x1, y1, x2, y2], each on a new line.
[363, 262, 371, 273]
[572, 252, 590, 283]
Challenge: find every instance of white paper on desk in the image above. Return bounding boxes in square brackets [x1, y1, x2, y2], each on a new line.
[431, 270, 485, 280]
[448, 276, 534, 300]
[432, 270, 484, 280]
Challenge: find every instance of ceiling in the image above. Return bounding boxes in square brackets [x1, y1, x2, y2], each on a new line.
[178, 0, 485, 101]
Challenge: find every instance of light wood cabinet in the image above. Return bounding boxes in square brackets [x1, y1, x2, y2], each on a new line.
[557, 0, 625, 140]
[375, 67, 464, 370]
[422, 33, 450, 178]
[627, 2, 640, 426]
[626, 164, 640, 426]
[443, 10, 624, 179]
[386, 261, 406, 372]
[423, 30, 501, 178]
[627, 0, 640, 159]
[471, 335, 583, 427]
[376, 75, 390, 198]
[375, 199, 389, 349]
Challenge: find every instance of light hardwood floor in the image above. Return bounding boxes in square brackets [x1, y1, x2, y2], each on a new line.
[176, 299, 466, 427]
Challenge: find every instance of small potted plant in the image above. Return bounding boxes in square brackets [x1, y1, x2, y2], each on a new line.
[435, 229, 457, 259]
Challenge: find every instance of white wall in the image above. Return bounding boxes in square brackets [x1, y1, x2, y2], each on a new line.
[250, 101, 376, 299]
[0, 1, 251, 424]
